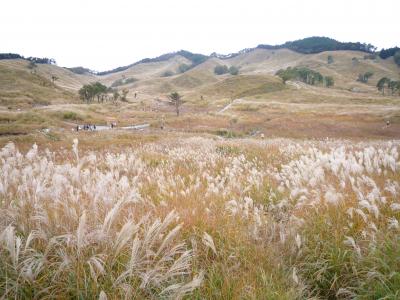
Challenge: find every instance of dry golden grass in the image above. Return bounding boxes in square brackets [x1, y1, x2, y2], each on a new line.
[1, 137, 399, 298]
[0, 49, 400, 298]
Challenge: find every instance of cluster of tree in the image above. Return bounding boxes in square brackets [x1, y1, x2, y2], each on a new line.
[379, 47, 400, 59]
[67, 66, 95, 75]
[79, 82, 129, 103]
[357, 71, 374, 83]
[377, 78, 400, 95]
[378, 48, 400, 67]
[111, 77, 137, 87]
[79, 82, 107, 103]
[214, 65, 239, 75]
[395, 52, 400, 67]
[276, 67, 334, 87]
[257, 37, 376, 54]
[26, 57, 56, 64]
[97, 50, 208, 76]
[0, 53, 56, 64]
[168, 92, 183, 116]
[0, 53, 24, 60]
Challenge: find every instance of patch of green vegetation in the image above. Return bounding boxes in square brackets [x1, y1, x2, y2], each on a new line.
[62, 111, 82, 121]
[111, 77, 137, 87]
[395, 51, 400, 67]
[357, 71, 374, 83]
[66, 66, 94, 75]
[216, 145, 241, 155]
[0, 124, 38, 136]
[214, 129, 243, 138]
[229, 66, 239, 75]
[276, 66, 334, 87]
[161, 70, 174, 77]
[258, 36, 375, 54]
[214, 65, 229, 75]
[178, 63, 191, 73]
[379, 47, 400, 59]
[214, 65, 239, 76]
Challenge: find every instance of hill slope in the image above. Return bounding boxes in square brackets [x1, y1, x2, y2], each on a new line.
[0, 60, 78, 108]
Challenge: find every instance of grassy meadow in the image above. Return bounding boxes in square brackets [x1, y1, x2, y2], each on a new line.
[0, 136, 399, 299]
[1, 43, 400, 299]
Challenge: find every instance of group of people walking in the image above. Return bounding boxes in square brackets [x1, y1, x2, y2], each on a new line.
[75, 122, 118, 132]
[76, 124, 97, 131]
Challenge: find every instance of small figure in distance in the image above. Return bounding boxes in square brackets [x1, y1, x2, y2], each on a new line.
[160, 115, 165, 130]
[76, 125, 79, 132]
[386, 120, 390, 127]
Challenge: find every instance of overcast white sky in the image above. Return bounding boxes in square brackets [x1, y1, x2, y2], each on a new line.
[1, 0, 399, 71]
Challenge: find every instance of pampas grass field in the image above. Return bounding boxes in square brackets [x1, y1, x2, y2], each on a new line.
[1, 136, 399, 299]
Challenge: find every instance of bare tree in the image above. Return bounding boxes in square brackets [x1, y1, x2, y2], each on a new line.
[51, 75, 59, 84]
[168, 92, 183, 116]
[113, 90, 120, 102]
[121, 89, 129, 101]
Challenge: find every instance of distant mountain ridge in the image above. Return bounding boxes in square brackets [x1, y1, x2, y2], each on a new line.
[95, 50, 208, 76]
[2, 37, 398, 76]
[94, 37, 380, 76]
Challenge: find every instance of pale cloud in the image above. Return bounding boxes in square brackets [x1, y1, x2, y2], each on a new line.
[1, 0, 399, 71]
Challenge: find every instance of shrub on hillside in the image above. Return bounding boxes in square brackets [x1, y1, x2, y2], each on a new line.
[63, 111, 82, 121]
[357, 71, 374, 83]
[161, 70, 174, 77]
[214, 65, 229, 75]
[229, 66, 239, 75]
[178, 63, 191, 73]
[325, 76, 334, 87]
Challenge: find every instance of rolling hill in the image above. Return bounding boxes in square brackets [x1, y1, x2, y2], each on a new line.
[0, 36, 399, 141]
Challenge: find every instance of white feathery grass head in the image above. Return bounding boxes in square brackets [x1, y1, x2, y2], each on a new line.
[202, 232, 217, 255]
[72, 138, 79, 162]
[98, 290, 107, 300]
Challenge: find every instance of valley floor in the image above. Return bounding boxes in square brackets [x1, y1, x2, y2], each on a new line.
[1, 59, 400, 298]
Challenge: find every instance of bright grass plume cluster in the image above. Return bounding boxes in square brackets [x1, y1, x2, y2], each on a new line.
[0, 137, 399, 298]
